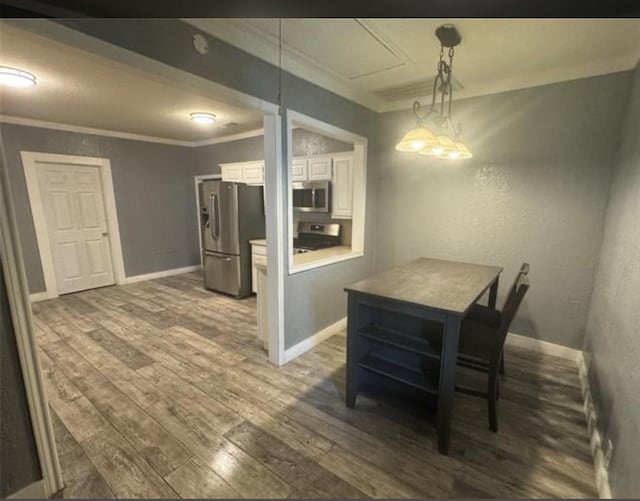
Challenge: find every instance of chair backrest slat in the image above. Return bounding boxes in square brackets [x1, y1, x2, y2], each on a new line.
[494, 268, 530, 365]
[502, 262, 530, 313]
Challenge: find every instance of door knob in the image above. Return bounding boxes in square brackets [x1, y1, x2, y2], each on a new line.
[102, 231, 108, 236]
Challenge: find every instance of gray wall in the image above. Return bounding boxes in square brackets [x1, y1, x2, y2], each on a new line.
[56, 18, 379, 349]
[0, 264, 43, 497]
[292, 128, 353, 157]
[375, 72, 632, 349]
[192, 135, 264, 175]
[192, 128, 350, 175]
[583, 62, 640, 498]
[0, 123, 201, 293]
[1, 121, 353, 297]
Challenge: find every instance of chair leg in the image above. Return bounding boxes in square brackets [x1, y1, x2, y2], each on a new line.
[488, 371, 499, 432]
[499, 352, 506, 376]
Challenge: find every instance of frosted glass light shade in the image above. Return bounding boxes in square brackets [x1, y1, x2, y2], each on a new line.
[453, 142, 472, 159]
[433, 135, 457, 157]
[0, 66, 36, 87]
[395, 126, 437, 152]
[190, 112, 216, 124]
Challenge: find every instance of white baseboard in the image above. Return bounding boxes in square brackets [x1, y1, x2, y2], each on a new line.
[29, 265, 202, 301]
[578, 353, 612, 499]
[29, 291, 52, 303]
[505, 332, 582, 362]
[8, 479, 46, 499]
[284, 317, 347, 364]
[121, 264, 202, 284]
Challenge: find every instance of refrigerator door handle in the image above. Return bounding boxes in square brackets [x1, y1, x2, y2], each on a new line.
[210, 193, 220, 240]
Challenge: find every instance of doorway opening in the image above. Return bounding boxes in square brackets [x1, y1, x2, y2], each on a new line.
[1, 18, 284, 498]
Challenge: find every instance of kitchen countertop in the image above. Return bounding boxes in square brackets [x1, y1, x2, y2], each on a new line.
[292, 245, 352, 267]
[249, 240, 354, 267]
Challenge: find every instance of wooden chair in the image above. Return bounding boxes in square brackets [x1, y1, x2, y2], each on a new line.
[454, 270, 530, 432]
[466, 263, 530, 376]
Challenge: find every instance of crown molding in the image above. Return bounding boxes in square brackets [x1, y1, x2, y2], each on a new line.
[0, 115, 192, 146]
[190, 127, 264, 146]
[0, 115, 264, 148]
[376, 53, 639, 113]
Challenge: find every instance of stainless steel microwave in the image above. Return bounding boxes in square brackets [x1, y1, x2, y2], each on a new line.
[292, 181, 331, 213]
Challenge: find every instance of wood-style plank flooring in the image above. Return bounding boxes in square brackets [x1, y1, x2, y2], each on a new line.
[31, 272, 598, 498]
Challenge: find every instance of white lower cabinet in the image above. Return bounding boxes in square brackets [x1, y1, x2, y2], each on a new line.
[255, 254, 268, 350]
[332, 154, 354, 219]
[251, 242, 267, 293]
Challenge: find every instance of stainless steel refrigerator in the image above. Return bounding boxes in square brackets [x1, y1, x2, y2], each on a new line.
[198, 180, 265, 298]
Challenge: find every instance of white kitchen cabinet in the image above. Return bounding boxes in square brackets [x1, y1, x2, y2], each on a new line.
[307, 157, 333, 181]
[251, 241, 267, 293]
[220, 161, 265, 185]
[332, 154, 354, 219]
[291, 159, 308, 182]
[242, 161, 264, 185]
[255, 255, 268, 350]
[220, 163, 243, 183]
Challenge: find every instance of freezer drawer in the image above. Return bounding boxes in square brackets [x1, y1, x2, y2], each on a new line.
[203, 252, 242, 297]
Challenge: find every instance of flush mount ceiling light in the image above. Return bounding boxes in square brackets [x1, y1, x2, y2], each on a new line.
[190, 112, 216, 125]
[0, 66, 37, 88]
[395, 24, 472, 160]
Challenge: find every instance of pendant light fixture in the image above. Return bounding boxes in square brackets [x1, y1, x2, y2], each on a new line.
[395, 24, 472, 160]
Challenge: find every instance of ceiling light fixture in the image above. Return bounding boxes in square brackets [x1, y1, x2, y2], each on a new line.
[395, 24, 472, 160]
[190, 112, 216, 125]
[0, 66, 37, 88]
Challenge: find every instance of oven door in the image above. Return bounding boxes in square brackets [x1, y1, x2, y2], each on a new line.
[292, 181, 330, 213]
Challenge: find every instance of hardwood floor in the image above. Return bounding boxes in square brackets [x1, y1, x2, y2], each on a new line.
[31, 272, 597, 498]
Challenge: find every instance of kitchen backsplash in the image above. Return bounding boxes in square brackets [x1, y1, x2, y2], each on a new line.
[292, 128, 353, 156]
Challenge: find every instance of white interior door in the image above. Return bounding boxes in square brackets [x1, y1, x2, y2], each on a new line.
[37, 163, 115, 294]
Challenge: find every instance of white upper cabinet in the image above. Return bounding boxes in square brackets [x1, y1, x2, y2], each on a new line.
[332, 154, 354, 219]
[220, 163, 244, 183]
[220, 161, 264, 185]
[242, 161, 264, 185]
[307, 157, 333, 181]
[291, 158, 308, 182]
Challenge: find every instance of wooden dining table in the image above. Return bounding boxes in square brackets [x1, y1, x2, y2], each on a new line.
[344, 257, 503, 454]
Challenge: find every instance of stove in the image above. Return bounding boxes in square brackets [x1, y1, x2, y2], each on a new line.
[293, 222, 341, 253]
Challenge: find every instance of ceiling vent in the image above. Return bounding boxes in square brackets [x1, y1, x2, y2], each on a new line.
[372, 76, 463, 103]
[218, 121, 239, 129]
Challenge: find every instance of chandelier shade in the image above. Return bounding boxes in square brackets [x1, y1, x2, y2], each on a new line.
[395, 126, 438, 152]
[453, 142, 473, 159]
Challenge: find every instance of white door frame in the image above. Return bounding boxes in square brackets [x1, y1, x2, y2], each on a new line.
[21, 151, 126, 299]
[285, 110, 368, 275]
[193, 173, 222, 267]
[1, 148, 64, 496]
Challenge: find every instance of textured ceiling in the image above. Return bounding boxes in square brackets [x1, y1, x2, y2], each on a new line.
[187, 18, 640, 111]
[0, 22, 264, 141]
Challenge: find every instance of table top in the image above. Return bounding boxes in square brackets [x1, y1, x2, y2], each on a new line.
[345, 257, 502, 314]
